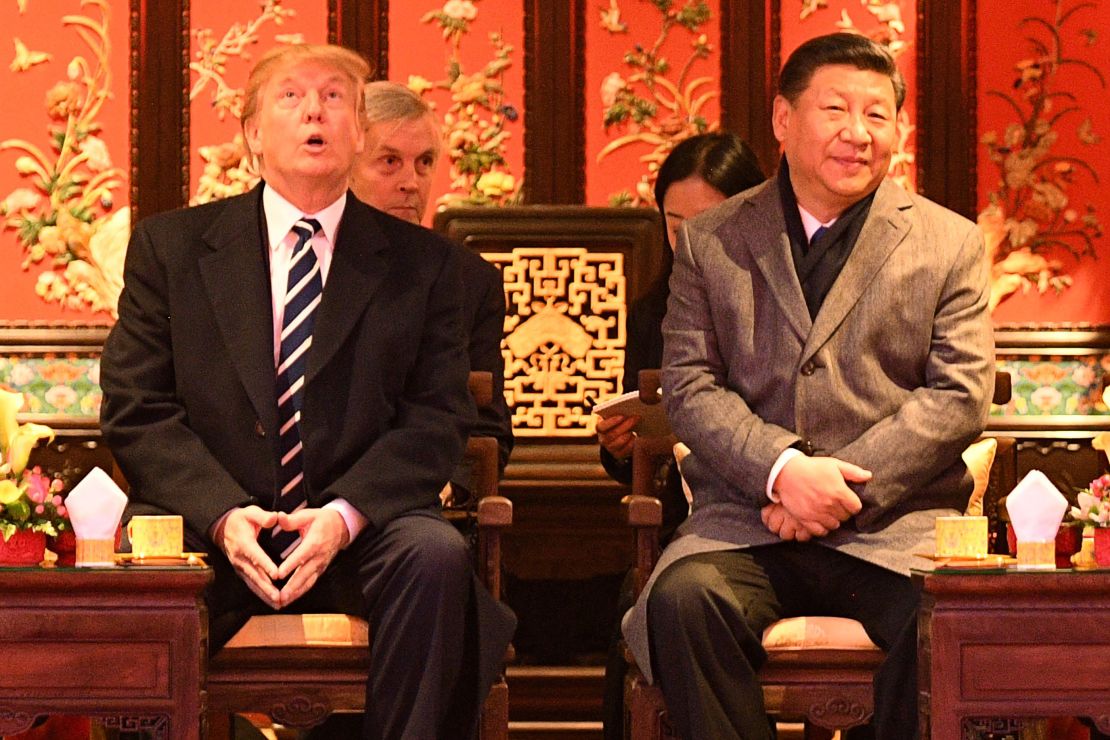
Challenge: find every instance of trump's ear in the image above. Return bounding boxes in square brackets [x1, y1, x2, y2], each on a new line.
[353, 116, 366, 156]
[244, 116, 262, 159]
[771, 95, 791, 144]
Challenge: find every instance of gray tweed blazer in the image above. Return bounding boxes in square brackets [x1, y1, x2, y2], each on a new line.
[623, 176, 995, 683]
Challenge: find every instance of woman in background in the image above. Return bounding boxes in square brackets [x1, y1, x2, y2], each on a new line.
[598, 131, 766, 739]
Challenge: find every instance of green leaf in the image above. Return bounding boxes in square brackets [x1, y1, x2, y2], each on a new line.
[5, 498, 30, 522]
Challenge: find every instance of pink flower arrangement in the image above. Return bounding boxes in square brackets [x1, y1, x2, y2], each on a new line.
[0, 389, 70, 541]
[1071, 473, 1110, 529]
[0, 466, 70, 541]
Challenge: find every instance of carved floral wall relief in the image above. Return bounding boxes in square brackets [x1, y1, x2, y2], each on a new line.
[415, 0, 521, 208]
[978, 0, 1104, 313]
[594, 0, 718, 207]
[1, 0, 126, 317]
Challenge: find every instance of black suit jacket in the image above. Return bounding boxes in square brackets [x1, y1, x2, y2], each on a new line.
[451, 248, 513, 493]
[100, 185, 472, 539]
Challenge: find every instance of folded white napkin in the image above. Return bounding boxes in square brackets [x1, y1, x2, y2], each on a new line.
[1005, 469, 1067, 542]
[65, 466, 127, 540]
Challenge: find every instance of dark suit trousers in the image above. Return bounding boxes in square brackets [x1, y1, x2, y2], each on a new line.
[647, 543, 919, 740]
[190, 508, 487, 740]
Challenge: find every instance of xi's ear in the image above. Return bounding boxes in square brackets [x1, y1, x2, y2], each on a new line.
[771, 95, 791, 144]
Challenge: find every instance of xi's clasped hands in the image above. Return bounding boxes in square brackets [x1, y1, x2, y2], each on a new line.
[761, 454, 870, 541]
[213, 505, 350, 610]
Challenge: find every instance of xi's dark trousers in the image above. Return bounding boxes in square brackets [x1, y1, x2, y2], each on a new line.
[646, 543, 920, 740]
[188, 507, 514, 740]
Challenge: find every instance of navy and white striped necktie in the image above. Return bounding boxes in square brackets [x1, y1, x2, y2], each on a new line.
[270, 216, 323, 562]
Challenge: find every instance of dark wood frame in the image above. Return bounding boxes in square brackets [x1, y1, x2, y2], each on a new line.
[0, 322, 119, 488]
[130, 0, 190, 219]
[916, 0, 979, 217]
[523, 0, 586, 205]
[332, 0, 389, 77]
[432, 206, 666, 582]
[719, 0, 780, 177]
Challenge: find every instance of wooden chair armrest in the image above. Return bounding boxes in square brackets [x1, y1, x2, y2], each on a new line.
[477, 494, 513, 527]
[623, 494, 663, 528]
[637, 369, 662, 403]
[631, 433, 678, 500]
[992, 370, 1012, 406]
[627, 428, 676, 599]
[466, 435, 500, 502]
[477, 495, 511, 602]
[622, 494, 661, 599]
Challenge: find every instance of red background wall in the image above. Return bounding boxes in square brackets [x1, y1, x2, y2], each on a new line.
[977, 0, 1110, 325]
[0, 0, 131, 322]
[584, 0, 722, 206]
[0, 0, 1107, 325]
[388, 0, 525, 224]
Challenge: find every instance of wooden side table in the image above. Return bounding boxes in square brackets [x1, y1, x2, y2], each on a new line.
[915, 568, 1110, 739]
[0, 565, 212, 740]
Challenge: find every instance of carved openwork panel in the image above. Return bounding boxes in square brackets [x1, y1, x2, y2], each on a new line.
[487, 247, 625, 437]
[434, 205, 664, 441]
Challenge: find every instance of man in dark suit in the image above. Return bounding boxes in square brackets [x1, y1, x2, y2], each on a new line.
[351, 81, 513, 504]
[623, 34, 994, 738]
[100, 44, 514, 739]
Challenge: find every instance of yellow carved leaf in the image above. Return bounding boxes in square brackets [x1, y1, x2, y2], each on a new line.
[10, 38, 51, 72]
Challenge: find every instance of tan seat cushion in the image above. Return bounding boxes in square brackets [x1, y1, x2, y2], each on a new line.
[761, 616, 878, 651]
[962, 437, 997, 516]
[224, 614, 370, 648]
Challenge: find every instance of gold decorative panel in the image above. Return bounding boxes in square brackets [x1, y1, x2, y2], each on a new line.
[486, 247, 626, 437]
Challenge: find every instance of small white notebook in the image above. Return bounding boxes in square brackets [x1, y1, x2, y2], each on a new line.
[592, 389, 672, 437]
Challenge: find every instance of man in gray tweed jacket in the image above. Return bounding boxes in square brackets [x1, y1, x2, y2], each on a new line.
[623, 33, 994, 739]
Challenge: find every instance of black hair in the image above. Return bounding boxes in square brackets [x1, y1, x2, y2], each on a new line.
[654, 132, 766, 251]
[778, 33, 906, 110]
[644, 132, 765, 305]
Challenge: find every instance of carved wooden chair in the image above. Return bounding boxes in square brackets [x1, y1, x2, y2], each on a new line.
[205, 371, 512, 740]
[622, 369, 1016, 739]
